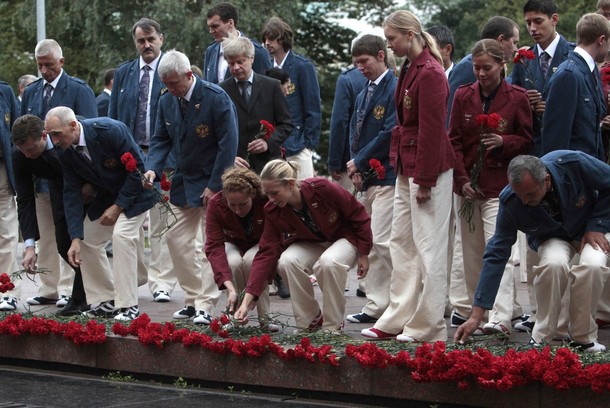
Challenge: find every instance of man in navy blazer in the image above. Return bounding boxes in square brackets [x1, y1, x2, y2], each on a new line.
[46, 107, 155, 321]
[203, 2, 271, 84]
[455, 151, 610, 353]
[510, 0, 575, 156]
[327, 67, 367, 190]
[541, 13, 609, 161]
[11, 115, 87, 315]
[0, 82, 20, 311]
[219, 36, 293, 174]
[96, 68, 114, 117]
[20, 39, 98, 310]
[144, 50, 238, 324]
[262, 17, 321, 178]
[108, 17, 177, 305]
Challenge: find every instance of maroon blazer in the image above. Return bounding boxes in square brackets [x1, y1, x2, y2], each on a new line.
[389, 47, 454, 187]
[449, 80, 533, 198]
[205, 192, 268, 289]
[245, 177, 372, 297]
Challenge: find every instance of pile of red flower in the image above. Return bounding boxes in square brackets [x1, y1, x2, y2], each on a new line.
[2, 313, 610, 393]
[0, 273, 15, 293]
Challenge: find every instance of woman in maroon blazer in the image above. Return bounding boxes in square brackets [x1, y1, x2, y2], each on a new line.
[449, 39, 533, 335]
[204, 167, 276, 330]
[234, 159, 372, 333]
[361, 10, 455, 343]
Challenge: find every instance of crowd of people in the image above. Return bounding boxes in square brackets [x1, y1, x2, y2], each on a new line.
[1, 0, 610, 352]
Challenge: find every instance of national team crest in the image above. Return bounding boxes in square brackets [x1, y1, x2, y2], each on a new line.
[104, 158, 119, 168]
[196, 124, 209, 138]
[328, 211, 338, 224]
[575, 194, 587, 208]
[287, 83, 296, 95]
[497, 119, 508, 133]
[403, 89, 412, 109]
[373, 105, 385, 120]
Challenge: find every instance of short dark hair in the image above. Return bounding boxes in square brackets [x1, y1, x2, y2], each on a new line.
[351, 34, 388, 66]
[523, 0, 558, 17]
[265, 67, 290, 85]
[480, 16, 518, 41]
[427, 25, 455, 60]
[261, 17, 293, 51]
[11, 114, 44, 146]
[207, 2, 238, 26]
[103, 68, 116, 87]
[131, 18, 162, 37]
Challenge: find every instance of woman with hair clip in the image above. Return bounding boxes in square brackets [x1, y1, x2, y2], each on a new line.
[234, 159, 372, 333]
[361, 10, 455, 342]
[204, 167, 278, 331]
[449, 39, 532, 336]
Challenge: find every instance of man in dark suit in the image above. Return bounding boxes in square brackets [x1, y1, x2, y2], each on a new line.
[261, 17, 321, 178]
[203, 2, 271, 84]
[20, 38, 98, 310]
[0, 82, 20, 311]
[108, 17, 177, 304]
[144, 50, 238, 324]
[96, 68, 115, 117]
[541, 13, 609, 160]
[510, 0, 575, 157]
[219, 36, 293, 174]
[11, 115, 88, 315]
[45, 106, 156, 321]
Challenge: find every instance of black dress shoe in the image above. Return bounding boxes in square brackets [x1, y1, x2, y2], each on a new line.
[57, 299, 90, 316]
[275, 275, 290, 299]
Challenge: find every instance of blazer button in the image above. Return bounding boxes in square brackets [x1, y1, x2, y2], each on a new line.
[409, 140, 415, 145]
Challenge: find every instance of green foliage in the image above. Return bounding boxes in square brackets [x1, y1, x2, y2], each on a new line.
[105, 371, 135, 382]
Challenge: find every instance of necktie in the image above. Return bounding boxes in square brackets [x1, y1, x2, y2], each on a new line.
[135, 65, 151, 146]
[218, 50, 227, 82]
[539, 51, 550, 77]
[43, 83, 53, 114]
[238, 81, 250, 106]
[352, 82, 376, 154]
[179, 97, 189, 117]
[75, 145, 93, 167]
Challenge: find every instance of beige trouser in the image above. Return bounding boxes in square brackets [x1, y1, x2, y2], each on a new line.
[278, 238, 358, 330]
[455, 196, 521, 328]
[333, 171, 354, 192]
[448, 194, 469, 317]
[76, 217, 114, 304]
[597, 279, 610, 322]
[225, 243, 270, 319]
[168, 206, 220, 312]
[147, 202, 177, 294]
[287, 148, 314, 179]
[81, 213, 147, 308]
[0, 163, 20, 298]
[34, 193, 74, 298]
[532, 236, 610, 344]
[356, 184, 394, 318]
[374, 171, 452, 342]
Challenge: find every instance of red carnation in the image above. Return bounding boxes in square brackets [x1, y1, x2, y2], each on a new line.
[486, 112, 502, 130]
[259, 120, 275, 140]
[120, 152, 138, 173]
[160, 172, 171, 191]
[513, 48, 535, 64]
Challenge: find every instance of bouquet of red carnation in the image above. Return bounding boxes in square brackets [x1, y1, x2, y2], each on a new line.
[0, 273, 15, 293]
[246, 120, 276, 165]
[459, 113, 503, 232]
[353, 158, 386, 195]
[120, 152, 177, 236]
[513, 49, 536, 88]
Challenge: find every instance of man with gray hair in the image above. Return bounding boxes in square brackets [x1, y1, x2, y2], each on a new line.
[455, 150, 610, 352]
[17, 74, 37, 104]
[144, 50, 238, 324]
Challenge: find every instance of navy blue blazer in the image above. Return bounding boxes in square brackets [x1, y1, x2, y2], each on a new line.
[282, 51, 322, 156]
[20, 71, 97, 119]
[96, 91, 110, 117]
[327, 67, 367, 172]
[61, 118, 155, 240]
[203, 37, 271, 84]
[219, 73, 293, 174]
[147, 78, 238, 208]
[541, 52, 606, 161]
[473, 150, 610, 309]
[447, 53, 475, 126]
[0, 82, 18, 192]
[349, 71, 398, 188]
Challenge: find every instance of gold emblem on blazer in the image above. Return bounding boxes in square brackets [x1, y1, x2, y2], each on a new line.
[4, 113, 9, 125]
[497, 119, 508, 133]
[328, 211, 338, 224]
[373, 105, 385, 120]
[104, 158, 119, 168]
[575, 194, 586, 208]
[287, 82, 296, 95]
[160, 87, 168, 95]
[403, 89, 412, 109]
[196, 124, 209, 138]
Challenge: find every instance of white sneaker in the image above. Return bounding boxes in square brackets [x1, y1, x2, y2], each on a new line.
[0, 296, 17, 311]
[114, 306, 140, 321]
[56, 295, 69, 307]
[153, 290, 171, 302]
[193, 310, 213, 325]
[570, 341, 606, 353]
